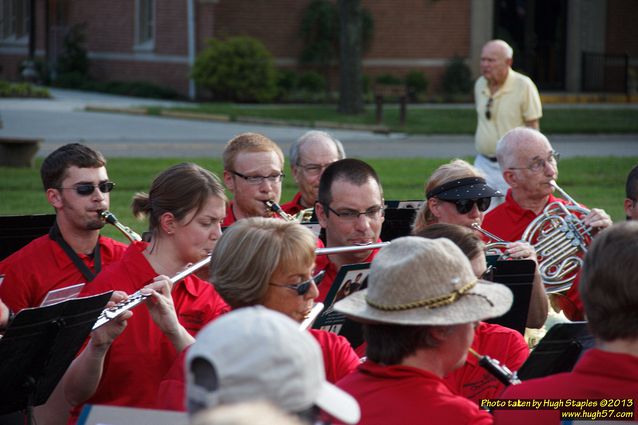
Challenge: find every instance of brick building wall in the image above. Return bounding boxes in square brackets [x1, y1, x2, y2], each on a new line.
[605, 0, 638, 56]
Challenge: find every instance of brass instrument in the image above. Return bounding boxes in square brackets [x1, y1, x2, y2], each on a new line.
[522, 181, 592, 293]
[92, 255, 211, 330]
[471, 223, 510, 258]
[472, 181, 592, 293]
[100, 210, 142, 242]
[264, 200, 315, 223]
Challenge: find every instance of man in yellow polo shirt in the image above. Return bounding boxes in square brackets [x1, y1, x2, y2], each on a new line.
[474, 39, 542, 209]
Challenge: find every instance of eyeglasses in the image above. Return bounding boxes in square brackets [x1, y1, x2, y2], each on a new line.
[268, 270, 326, 296]
[231, 171, 284, 185]
[323, 204, 385, 221]
[297, 162, 333, 176]
[485, 97, 493, 120]
[480, 264, 495, 281]
[508, 151, 560, 173]
[58, 181, 115, 196]
[443, 197, 491, 214]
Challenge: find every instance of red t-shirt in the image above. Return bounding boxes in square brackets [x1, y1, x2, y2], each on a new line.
[336, 361, 494, 425]
[482, 190, 585, 320]
[444, 322, 529, 403]
[493, 349, 638, 425]
[280, 192, 305, 215]
[314, 249, 379, 303]
[70, 242, 229, 422]
[156, 328, 360, 411]
[0, 233, 127, 312]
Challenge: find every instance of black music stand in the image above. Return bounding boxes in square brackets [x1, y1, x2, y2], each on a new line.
[379, 200, 423, 242]
[0, 291, 113, 424]
[0, 214, 56, 261]
[485, 259, 535, 334]
[517, 321, 594, 381]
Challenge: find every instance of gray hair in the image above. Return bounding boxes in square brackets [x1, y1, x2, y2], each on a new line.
[489, 39, 514, 59]
[496, 127, 549, 169]
[289, 130, 346, 167]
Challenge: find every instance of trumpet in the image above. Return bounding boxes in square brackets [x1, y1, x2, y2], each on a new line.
[92, 255, 211, 330]
[264, 200, 315, 223]
[100, 210, 142, 242]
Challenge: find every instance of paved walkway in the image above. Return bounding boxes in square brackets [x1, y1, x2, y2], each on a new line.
[1, 88, 637, 158]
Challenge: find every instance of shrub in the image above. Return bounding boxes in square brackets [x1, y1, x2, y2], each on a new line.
[405, 71, 429, 102]
[0, 80, 50, 98]
[375, 74, 403, 86]
[442, 56, 473, 99]
[57, 24, 89, 77]
[297, 71, 327, 93]
[192, 36, 278, 102]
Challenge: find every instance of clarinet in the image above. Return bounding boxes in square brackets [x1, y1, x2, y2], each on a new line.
[92, 256, 211, 330]
[468, 348, 521, 386]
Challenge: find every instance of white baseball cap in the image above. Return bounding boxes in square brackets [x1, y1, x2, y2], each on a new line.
[186, 306, 360, 424]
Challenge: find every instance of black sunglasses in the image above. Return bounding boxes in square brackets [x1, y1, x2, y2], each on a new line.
[268, 270, 326, 296]
[58, 181, 116, 196]
[444, 197, 491, 214]
[485, 97, 493, 120]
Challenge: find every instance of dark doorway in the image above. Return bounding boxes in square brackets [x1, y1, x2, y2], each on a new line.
[494, 0, 567, 90]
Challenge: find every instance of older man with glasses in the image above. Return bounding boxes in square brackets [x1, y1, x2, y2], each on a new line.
[282, 130, 346, 217]
[474, 40, 542, 207]
[482, 127, 612, 320]
[314, 159, 385, 303]
[221, 133, 286, 226]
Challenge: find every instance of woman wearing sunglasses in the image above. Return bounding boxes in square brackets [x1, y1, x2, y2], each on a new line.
[156, 217, 360, 411]
[64, 163, 230, 422]
[413, 159, 548, 329]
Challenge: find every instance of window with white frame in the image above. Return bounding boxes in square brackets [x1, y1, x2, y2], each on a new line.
[135, 0, 154, 48]
[0, 0, 30, 42]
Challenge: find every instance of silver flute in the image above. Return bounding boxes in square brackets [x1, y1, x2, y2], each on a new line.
[92, 256, 211, 330]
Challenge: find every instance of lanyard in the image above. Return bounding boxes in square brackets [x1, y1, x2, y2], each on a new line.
[48, 221, 101, 282]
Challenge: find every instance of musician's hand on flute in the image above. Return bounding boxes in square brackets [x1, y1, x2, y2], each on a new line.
[89, 291, 132, 351]
[64, 290, 132, 407]
[584, 208, 612, 229]
[142, 276, 194, 352]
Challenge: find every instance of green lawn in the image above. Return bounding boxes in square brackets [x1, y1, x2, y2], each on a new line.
[1, 157, 634, 244]
[157, 104, 638, 134]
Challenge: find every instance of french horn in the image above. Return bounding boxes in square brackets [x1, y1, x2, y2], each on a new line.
[473, 181, 593, 293]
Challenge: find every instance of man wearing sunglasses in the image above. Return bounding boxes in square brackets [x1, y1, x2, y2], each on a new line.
[483, 127, 612, 321]
[474, 39, 542, 207]
[0, 143, 127, 314]
[222, 132, 286, 226]
[282, 130, 346, 216]
[314, 159, 385, 303]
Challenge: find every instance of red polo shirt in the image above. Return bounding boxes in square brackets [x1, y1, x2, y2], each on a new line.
[482, 190, 585, 320]
[281, 191, 306, 215]
[444, 322, 529, 403]
[71, 242, 229, 422]
[156, 328, 360, 411]
[493, 349, 638, 425]
[314, 249, 379, 303]
[336, 361, 494, 425]
[221, 202, 237, 227]
[0, 234, 127, 312]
